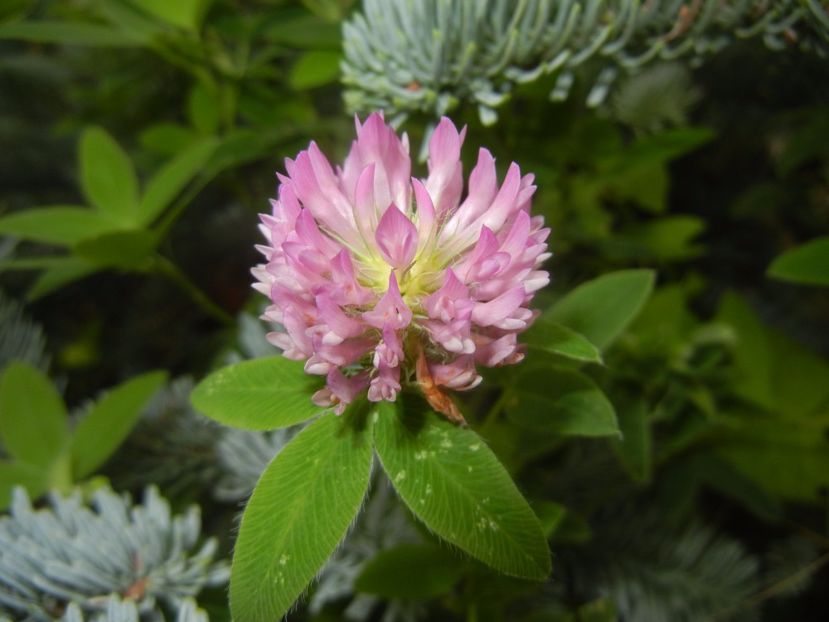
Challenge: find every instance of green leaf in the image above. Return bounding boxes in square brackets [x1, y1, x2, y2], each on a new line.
[693, 456, 782, 521]
[507, 367, 619, 437]
[716, 293, 829, 416]
[627, 284, 698, 358]
[79, 127, 140, 223]
[187, 82, 221, 135]
[523, 318, 602, 364]
[74, 230, 157, 270]
[715, 293, 774, 410]
[766, 329, 829, 418]
[70, 371, 167, 479]
[606, 163, 667, 213]
[355, 543, 466, 599]
[139, 123, 199, 156]
[191, 357, 322, 430]
[264, 14, 341, 49]
[0, 21, 142, 46]
[0, 206, 119, 247]
[132, 0, 212, 31]
[532, 500, 567, 538]
[202, 128, 297, 178]
[0, 1, 34, 22]
[0, 257, 74, 272]
[545, 269, 655, 350]
[715, 413, 829, 502]
[0, 362, 69, 468]
[767, 236, 829, 287]
[549, 510, 592, 544]
[138, 138, 218, 225]
[603, 216, 705, 263]
[374, 405, 551, 581]
[613, 399, 652, 483]
[289, 50, 341, 90]
[0, 460, 47, 510]
[230, 414, 372, 622]
[27, 258, 99, 301]
[604, 127, 715, 172]
[774, 108, 829, 176]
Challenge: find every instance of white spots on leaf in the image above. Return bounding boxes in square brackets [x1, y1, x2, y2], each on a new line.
[279, 554, 290, 566]
[414, 450, 428, 461]
[469, 443, 481, 452]
[395, 470, 407, 483]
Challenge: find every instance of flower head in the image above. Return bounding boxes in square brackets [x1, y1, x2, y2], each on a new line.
[254, 113, 550, 417]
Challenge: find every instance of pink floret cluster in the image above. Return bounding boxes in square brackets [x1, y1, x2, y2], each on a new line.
[253, 113, 550, 414]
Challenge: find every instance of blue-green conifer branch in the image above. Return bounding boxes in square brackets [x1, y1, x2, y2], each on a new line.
[342, 0, 829, 125]
[0, 487, 227, 621]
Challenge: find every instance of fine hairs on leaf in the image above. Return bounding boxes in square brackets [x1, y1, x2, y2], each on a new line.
[213, 426, 298, 502]
[342, 0, 829, 127]
[373, 403, 551, 582]
[0, 485, 228, 621]
[207, 419, 427, 621]
[229, 414, 373, 622]
[311, 477, 427, 622]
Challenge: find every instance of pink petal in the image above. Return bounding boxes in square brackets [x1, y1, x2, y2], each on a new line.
[367, 362, 401, 402]
[329, 368, 370, 399]
[341, 112, 411, 211]
[375, 204, 418, 269]
[453, 226, 500, 281]
[316, 293, 365, 343]
[363, 272, 413, 330]
[373, 324, 404, 368]
[425, 117, 466, 216]
[290, 147, 358, 245]
[329, 250, 373, 305]
[354, 163, 377, 243]
[281, 308, 313, 356]
[499, 210, 532, 260]
[312, 336, 375, 367]
[469, 251, 510, 282]
[479, 162, 522, 233]
[424, 269, 470, 321]
[471, 286, 525, 327]
[411, 178, 435, 251]
[441, 148, 497, 240]
[294, 209, 338, 257]
[430, 356, 482, 390]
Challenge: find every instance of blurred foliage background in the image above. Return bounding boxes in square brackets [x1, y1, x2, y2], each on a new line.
[1, 1, 829, 621]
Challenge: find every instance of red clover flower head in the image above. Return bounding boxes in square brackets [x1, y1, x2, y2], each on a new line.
[253, 113, 550, 421]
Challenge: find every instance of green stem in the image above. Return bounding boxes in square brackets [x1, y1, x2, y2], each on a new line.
[154, 255, 234, 326]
